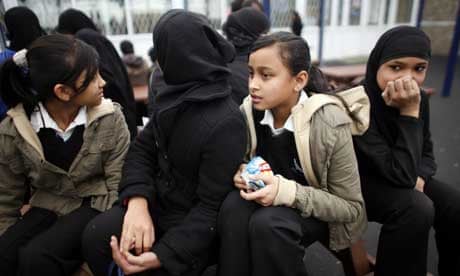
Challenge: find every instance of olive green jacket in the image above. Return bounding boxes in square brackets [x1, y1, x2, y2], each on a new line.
[241, 88, 369, 251]
[0, 99, 130, 235]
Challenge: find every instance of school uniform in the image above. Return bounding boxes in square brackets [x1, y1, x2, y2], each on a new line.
[0, 99, 130, 275]
[353, 26, 460, 276]
[218, 92, 367, 276]
[81, 10, 247, 276]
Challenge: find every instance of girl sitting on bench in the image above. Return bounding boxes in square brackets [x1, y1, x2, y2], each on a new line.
[0, 34, 130, 275]
[218, 31, 368, 276]
[353, 26, 460, 276]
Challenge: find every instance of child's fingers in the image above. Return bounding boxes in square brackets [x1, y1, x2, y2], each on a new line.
[394, 79, 404, 94]
[240, 189, 263, 201]
[235, 181, 247, 190]
[110, 236, 122, 263]
[403, 78, 412, 92]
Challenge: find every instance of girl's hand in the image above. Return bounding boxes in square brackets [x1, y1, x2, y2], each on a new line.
[382, 77, 420, 118]
[240, 173, 279, 206]
[110, 236, 161, 275]
[414, 177, 425, 193]
[233, 163, 247, 190]
[120, 197, 155, 255]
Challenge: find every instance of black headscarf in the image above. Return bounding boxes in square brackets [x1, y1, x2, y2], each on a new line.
[152, 9, 235, 120]
[4, 7, 46, 51]
[75, 28, 138, 139]
[364, 25, 431, 143]
[56, 9, 98, 35]
[223, 7, 270, 54]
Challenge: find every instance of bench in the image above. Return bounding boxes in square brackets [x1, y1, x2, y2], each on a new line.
[20, 203, 374, 276]
[320, 64, 366, 90]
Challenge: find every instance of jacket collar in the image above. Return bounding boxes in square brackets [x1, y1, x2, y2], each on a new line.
[6, 98, 115, 159]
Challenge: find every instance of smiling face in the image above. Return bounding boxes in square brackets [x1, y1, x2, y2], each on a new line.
[248, 44, 305, 113]
[376, 56, 429, 91]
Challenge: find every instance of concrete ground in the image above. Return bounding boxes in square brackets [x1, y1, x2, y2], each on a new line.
[304, 55, 460, 276]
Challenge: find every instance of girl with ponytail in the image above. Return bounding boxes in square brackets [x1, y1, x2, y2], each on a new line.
[218, 31, 367, 276]
[0, 34, 130, 275]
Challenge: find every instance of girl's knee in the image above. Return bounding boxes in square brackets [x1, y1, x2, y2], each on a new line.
[401, 192, 435, 229]
[249, 207, 290, 239]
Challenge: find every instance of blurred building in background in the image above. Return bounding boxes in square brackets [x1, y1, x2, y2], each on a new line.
[0, 0, 458, 61]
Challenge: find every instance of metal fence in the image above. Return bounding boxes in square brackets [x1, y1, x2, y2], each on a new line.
[14, 0, 306, 35]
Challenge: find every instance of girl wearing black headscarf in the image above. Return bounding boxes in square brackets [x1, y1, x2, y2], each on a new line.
[81, 10, 247, 276]
[76, 28, 139, 139]
[353, 26, 460, 276]
[56, 8, 98, 35]
[223, 7, 270, 104]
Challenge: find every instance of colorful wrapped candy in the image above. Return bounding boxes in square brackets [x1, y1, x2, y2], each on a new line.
[241, 156, 273, 190]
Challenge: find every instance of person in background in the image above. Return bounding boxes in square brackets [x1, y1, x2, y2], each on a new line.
[242, 0, 264, 12]
[76, 29, 140, 139]
[223, 7, 270, 104]
[0, 34, 130, 275]
[353, 26, 460, 276]
[291, 10, 303, 36]
[120, 40, 151, 87]
[55, 8, 99, 35]
[0, 6, 46, 121]
[230, 0, 244, 12]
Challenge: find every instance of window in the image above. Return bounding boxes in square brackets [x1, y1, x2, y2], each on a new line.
[337, 0, 344, 25]
[131, 0, 171, 34]
[186, 0, 222, 29]
[383, 0, 391, 24]
[368, 0, 381, 25]
[305, 0, 332, 26]
[396, 0, 413, 23]
[270, 0, 296, 28]
[349, 0, 361, 25]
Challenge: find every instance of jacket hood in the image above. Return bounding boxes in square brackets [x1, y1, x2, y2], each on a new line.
[151, 10, 236, 137]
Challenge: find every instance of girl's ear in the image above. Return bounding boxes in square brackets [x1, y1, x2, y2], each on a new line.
[53, 84, 74, 102]
[294, 70, 309, 92]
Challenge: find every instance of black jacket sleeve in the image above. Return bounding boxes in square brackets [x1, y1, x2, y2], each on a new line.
[354, 115, 424, 188]
[118, 120, 158, 206]
[418, 94, 437, 181]
[152, 115, 247, 275]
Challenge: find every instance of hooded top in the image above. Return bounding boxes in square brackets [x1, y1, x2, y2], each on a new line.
[75, 28, 138, 139]
[222, 7, 270, 54]
[56, 9, 98, 35]
[364, 25, 431, 143]
[4, 7, 46, 51]
[354, 26, 436, 186]
[152, 9, 236, 136]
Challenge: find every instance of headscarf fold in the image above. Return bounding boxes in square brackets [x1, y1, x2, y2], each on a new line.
[152, 9, 236, 137]
[222, 7, 270, 53]
[56, 9, 98, 35]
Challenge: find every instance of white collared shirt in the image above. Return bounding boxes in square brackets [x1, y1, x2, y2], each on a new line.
[30, 102, 87, 142]
[260, 91, 308, 135]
